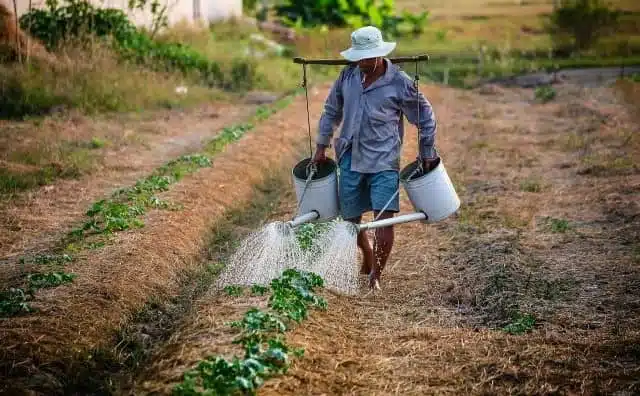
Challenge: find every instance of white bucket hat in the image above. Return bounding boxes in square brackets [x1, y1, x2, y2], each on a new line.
[340, 26, 396, 62]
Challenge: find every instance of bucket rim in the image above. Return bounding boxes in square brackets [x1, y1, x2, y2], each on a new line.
[292, 157, 337, 182]
[400, 158, 444, 183]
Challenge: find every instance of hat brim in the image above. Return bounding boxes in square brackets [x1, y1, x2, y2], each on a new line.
[339, 42, 396, 62]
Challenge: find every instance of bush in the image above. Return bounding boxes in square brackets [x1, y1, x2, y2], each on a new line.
[273, 0, 429, 37]
[19, 0, 258, 90]
[547, 0, 621, 52]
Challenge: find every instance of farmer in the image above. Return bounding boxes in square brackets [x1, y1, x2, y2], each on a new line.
[312, 25, 439, 290]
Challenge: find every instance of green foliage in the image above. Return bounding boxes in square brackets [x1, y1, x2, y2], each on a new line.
[534, 85, 557, 103]
[274, 0, 428, 37]
[19, 0, 137, 50]
[19, 0, 257, 90]
[519, 176, 543, 192]
[90, 137, 107, 149]
[224, 285, 245, 296]
[0, 72, 67, 119]
[69, 154, 211, 239]
[205, 124, 254, 154]
[21, 253, 74, 266]
[547, 0, 621, 52]
[250, 285, 269, 296]
[502, 312, 536, 335]
[0, 288, 34, 318]
[28, 271, 77, 289]
[549, 218, 571, 233]
[173, 269, 324, 395]
[294, 222, 329, 251]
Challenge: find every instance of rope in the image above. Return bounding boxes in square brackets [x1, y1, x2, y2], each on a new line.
[302, 63, 313, 159]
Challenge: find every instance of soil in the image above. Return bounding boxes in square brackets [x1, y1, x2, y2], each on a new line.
[1, 77, 639, 395]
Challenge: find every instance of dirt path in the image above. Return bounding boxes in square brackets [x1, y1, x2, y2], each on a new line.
[0, 101, 257, 260]
[132, 82, 639, 395]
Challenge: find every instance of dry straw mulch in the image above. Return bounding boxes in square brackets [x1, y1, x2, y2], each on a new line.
[0, 84, 333, 393]
[133, 82, 639, 395]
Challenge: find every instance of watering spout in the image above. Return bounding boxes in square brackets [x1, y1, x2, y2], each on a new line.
[286, 210, 320, 229]
[356, 212, 427, 232]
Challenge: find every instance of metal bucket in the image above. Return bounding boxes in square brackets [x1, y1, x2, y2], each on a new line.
[400, 158, 461, 223]
[292, 157, 339, 221]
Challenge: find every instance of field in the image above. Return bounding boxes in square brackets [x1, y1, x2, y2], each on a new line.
[1, 0, 639, 394]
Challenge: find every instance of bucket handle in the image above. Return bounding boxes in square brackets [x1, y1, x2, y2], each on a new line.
[293, 162, 317, 220]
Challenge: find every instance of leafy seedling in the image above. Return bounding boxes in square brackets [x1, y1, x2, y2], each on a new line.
[224, 285, 245, 296]
[535, 85, 557, 103]
[28, 271, 77, 290]
[0, 288, 34, 318]
[502, 312, 536, 335]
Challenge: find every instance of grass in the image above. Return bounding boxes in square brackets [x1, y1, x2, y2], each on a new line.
[542, 217, 572, 233]
[502, 312, 536, 335]
[534, 85, 557, 102]
[0, 42, 223, 121]
[519, 176, 544, 192]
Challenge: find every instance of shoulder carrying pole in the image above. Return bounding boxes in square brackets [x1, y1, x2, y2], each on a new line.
[293, 54, 430, 65]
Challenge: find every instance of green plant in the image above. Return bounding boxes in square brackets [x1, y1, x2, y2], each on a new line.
[173, 269, 324, 396]
[549, 218, 571, 233]
[90, 137, 106, 149]
[502, 312, 536, 335]
[546, 0, 621, 52]
[0, 288, 34, 317]
[19, 0, 239, 89]
[69, 154, 211, 239]
[294, 223, 329, 251]
[519, 177, 543, 192]
[534, 85, 557, 102]
[224, 285, 245, 296]
[27, 271, 77, 289]
[273, 0, 428, 37]
[18, 253, 74, 266]
[251, 285, 269, 296]
[205, 123, 254, 154]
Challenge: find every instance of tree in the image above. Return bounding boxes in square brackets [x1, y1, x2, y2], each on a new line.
[547, 0, 620, 52]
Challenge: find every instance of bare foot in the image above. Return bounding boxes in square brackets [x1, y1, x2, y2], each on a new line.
[360, 251, 374, 275]
[368, 270, 381, 290]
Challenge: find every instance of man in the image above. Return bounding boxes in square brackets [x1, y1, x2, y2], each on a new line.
[312, 25, 439, 290]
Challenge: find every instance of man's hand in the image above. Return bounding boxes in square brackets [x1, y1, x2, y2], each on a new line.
[313, 145, 327, 164]
[422, 156, 439, 172]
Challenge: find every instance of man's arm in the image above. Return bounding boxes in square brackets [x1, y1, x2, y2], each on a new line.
[399, 74, 437, 161]
[314, 69, 345, 160]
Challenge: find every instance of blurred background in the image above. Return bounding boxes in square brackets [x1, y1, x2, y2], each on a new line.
[1, 0, 638, 117]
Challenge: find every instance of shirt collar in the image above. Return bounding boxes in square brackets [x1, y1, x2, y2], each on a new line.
[357, 58, 397, 92]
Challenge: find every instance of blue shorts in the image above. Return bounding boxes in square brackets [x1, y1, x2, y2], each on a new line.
[338, 149, 400, 220]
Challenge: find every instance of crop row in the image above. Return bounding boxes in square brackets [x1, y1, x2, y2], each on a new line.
[174, 269, 327, 396]
[0, 93, 297, 318]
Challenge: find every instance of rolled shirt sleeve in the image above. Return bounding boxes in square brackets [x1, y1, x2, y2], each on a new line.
[316, 69, 346, 147]
[399, 74, 437, 158]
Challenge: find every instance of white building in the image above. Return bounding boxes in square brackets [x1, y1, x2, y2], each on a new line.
[5, 0, 242, 28]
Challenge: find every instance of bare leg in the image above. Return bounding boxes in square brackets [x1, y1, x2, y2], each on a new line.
[370, 210, 395, 286]
[345, 216, 374, 275]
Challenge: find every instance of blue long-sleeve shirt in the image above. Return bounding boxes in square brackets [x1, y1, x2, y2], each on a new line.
[316, 58, 437, 174]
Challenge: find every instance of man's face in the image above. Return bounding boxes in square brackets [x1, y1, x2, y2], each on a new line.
[357, 57, 380, 74]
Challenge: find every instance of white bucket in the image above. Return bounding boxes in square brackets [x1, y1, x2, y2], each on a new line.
[292, 157, 339, 221]
[400, 158, 461, 223]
